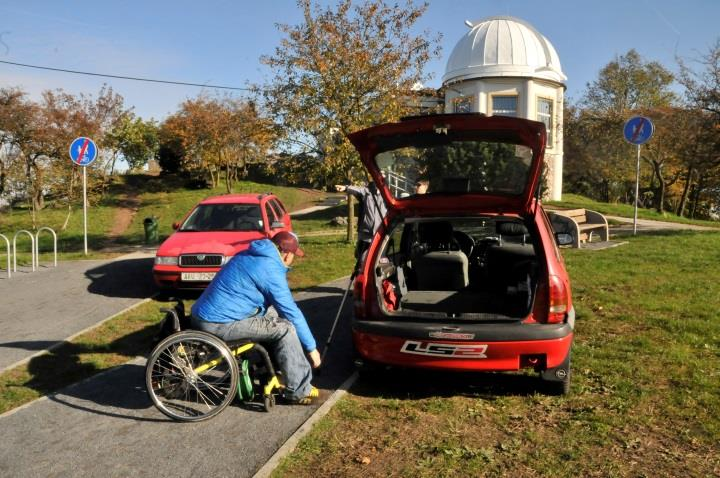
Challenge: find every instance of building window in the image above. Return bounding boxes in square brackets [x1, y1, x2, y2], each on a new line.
[492, 96, 517, 117]
[453, 95, 473, 113]
[537, 98, 554, 147]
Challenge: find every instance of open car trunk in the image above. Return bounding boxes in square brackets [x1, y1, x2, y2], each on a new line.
[373, 215, 540, 321]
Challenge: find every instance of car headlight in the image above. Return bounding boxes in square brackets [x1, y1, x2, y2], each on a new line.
[154, 256, 178, 266]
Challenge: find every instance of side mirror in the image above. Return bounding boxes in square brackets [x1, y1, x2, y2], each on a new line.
[555, 233, 574, 246]
[271, 221, 285, 229]
[172, 222, 180, 230]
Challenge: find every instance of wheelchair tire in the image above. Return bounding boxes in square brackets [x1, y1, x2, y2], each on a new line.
[146, 330, 239, 422]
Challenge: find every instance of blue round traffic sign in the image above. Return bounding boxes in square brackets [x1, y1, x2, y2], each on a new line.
[623, 116, 654, 145]
[69, 137, 98, 166]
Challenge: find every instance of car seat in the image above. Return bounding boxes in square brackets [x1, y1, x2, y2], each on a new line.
[413, 221, 469, 290]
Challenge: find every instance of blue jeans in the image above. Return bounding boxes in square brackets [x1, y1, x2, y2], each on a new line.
[191, 307, 312, 400]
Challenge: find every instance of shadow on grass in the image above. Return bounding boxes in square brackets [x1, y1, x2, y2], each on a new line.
[352, 367, 542, 399]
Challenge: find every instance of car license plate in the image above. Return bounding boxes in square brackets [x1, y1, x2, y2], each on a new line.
[181, 272, 216, 282]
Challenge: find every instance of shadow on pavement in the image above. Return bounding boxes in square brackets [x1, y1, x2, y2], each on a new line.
[49, 363, 168, 423]
[0, 340, 59, 351]
[8, 325, 160, 419]
[85, 258, 156, 299]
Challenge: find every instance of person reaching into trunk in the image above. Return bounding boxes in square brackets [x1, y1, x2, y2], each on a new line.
[190, 231, 321, 405]
[334, 180, 388, 262]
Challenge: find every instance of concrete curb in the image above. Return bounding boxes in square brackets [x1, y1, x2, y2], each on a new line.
[252, 371, 359, 478]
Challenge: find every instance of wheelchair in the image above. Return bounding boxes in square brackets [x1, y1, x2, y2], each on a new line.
[145, 303, 283, 422]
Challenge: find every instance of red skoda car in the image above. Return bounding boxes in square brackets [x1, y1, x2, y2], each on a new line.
[348, 113, 575, 394]
[152, 193, 293, 290]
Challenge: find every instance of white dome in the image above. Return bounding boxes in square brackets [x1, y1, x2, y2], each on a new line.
[442, 16, 566, 85]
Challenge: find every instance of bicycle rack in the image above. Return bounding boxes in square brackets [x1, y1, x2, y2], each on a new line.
[0, 233, 10, 279]
[35, 227, 57, 268]
[13, 230, 36, 272]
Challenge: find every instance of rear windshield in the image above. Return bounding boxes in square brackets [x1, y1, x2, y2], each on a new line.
[180, 204, 263, 232]
[374, 140, 533, 199]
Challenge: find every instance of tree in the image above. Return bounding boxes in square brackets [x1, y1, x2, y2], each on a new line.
[162, 95, 275, 192]
[261, 0, 440, 240]
[677, 40, 720, 218]
[581, 49, 677, 114]
[565, 50, 678, 205]
[107, 116, 159, 173]
[678, 38, 720, 119]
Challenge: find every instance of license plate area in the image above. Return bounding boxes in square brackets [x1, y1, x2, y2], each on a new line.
[181, 272, 216, 282]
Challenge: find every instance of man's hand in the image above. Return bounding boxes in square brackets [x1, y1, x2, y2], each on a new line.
[334, 185, 346, 192]
[307, 349, 321, 368]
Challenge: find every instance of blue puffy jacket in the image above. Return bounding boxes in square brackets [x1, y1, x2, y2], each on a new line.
[191, 239, 317, 352]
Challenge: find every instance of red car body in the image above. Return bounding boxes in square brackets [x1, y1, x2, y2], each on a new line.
[348, 113, 574, 393]
[152, 193, 293, 290]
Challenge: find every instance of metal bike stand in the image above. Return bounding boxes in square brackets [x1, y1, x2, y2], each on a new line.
[13, 230, 36, 272]
[0, 233, 10, 278]
[35, 227, 58, 268]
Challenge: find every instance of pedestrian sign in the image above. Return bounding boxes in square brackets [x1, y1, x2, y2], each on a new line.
[69, 137, 98, 166]
[623, 116, 654, 145]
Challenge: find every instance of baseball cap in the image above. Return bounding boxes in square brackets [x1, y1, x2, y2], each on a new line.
[272, 231, 305, 257]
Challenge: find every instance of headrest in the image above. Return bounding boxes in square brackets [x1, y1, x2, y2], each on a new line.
[418, 221, 454, 245]
[497, 221, 528, 236]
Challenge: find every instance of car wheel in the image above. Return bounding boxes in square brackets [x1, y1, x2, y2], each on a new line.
[540, 352, 571, 396]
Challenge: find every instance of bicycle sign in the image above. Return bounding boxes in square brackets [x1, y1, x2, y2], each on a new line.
[69, 137, 98, 167]
[623, 116, 654, 145]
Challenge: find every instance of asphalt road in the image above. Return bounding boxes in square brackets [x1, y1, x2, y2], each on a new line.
[0, 275, 355, 478]
[0, 251, 157, 372]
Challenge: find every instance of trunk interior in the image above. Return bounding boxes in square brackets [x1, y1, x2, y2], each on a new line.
[373, 215, 540, 320]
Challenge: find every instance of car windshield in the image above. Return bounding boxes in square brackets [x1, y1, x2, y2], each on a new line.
[180, 203, 263, 232]
[374, 138, 533, 199]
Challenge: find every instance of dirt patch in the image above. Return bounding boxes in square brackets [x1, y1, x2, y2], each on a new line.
[103, 190, 141, 249]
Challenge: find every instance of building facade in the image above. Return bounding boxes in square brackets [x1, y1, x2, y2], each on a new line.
[442, 16, 566, 200]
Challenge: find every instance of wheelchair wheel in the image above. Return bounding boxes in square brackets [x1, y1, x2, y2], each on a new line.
[146, 331, 238, 422]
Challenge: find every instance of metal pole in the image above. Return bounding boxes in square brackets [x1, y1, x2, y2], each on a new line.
[83, 166, 88, 255]
[633, 144, 641, 236]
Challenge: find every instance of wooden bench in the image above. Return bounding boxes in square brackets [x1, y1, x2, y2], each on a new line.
[548, 208, 608, 248]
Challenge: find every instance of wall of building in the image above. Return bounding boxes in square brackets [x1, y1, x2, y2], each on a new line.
[444, 77, 564, 200]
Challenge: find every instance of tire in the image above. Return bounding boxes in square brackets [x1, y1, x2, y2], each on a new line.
[540, 353, 571, 396]
[146, 331, 239, 422]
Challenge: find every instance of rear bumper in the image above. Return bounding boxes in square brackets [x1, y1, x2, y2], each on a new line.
[352, 310, 574, 372]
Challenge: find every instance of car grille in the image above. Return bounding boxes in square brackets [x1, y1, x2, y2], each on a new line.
[179, 254, 223, 267]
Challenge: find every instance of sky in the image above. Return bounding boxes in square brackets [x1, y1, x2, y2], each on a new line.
[1, 0, 719, 121]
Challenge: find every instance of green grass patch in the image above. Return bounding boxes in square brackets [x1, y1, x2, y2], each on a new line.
[273, 230, 720, 477]
[0, 174, 330, 265]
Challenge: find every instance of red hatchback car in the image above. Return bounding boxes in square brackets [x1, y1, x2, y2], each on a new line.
[348, 113, 575, 394]
[153, 193, 293, 290]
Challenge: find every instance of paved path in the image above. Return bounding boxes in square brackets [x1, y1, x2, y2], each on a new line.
[0, 276, 355, 478]
[606, 215, 718, 233]
[0, 250, 157, 372]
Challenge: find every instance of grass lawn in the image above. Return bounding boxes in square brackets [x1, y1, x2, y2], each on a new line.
[0, 174, 331, 267]
[273, 230, 720, 478]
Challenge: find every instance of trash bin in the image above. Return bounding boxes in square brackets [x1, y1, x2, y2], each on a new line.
[143, 216, 159, 244]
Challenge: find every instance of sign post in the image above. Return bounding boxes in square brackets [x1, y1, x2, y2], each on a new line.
[69, 137, 98, 255]
[623, 117, 654, 235]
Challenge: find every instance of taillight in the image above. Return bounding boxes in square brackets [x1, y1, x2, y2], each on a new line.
[353, 275, 366, 319]
[547, 274, 568, 324]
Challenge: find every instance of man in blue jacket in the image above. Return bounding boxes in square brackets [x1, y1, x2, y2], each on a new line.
[191, 231, 320, 404]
